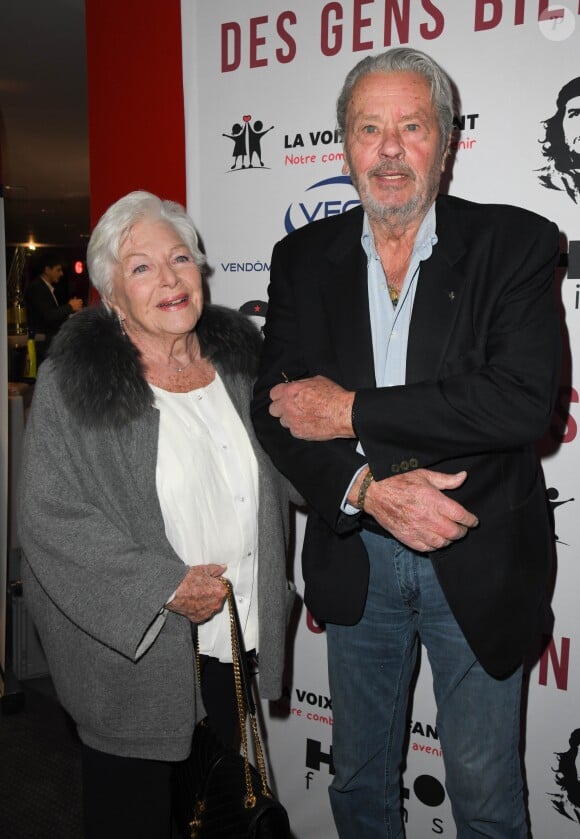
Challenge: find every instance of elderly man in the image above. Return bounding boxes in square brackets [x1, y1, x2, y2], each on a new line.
[252, 48, 561, 838]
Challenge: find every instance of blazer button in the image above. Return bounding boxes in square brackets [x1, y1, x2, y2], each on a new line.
[409, 458, 419, 468]
[391, 464, 400, 474]
[400, 461, 410, 471]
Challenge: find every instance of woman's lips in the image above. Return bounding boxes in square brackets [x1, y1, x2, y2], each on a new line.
[157, 294, 189, 309]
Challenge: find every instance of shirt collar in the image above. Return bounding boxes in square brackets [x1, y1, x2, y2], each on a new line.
[41, 276, 59, 299]
[361, 202, 438, 262]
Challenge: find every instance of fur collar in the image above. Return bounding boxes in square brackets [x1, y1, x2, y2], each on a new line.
[49, 304, 262, 428]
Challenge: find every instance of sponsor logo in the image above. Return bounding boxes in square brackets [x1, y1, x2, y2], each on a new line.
[409, 719, 439, 739]
[274, 686, 334, 727]
[305, 738, 335, 774]
[283, 127, 345, 167]
[284, 128, 343, 149]
[284, 175, 360, 233]
[450, 113, 480, 153]
[302, 738, 334, 791]
[222, 113, 274, 171]
[409, 718, 443, 759]
[222, 261, 270, 273]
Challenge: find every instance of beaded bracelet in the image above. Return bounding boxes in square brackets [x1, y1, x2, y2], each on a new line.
[356, 469, 374, 511]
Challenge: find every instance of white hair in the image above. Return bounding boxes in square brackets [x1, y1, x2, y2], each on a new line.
[86, 191, 206, 299]
[337, 47, 454, 155]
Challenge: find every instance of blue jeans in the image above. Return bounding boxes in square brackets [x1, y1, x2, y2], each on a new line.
[326, 531, 528, 839]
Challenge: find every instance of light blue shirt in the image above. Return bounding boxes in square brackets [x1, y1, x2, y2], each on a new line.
[342, 204, 438, 512]
[363, 203, 437, 389]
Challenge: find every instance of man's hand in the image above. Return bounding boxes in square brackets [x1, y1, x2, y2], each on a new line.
[269, 375, 355, 440]
[166, 564, 227, 623]
[68, 297, 84, 312]
[357, 469, 478, 553]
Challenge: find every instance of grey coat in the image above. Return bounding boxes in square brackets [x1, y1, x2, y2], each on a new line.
[18, 304, 295, 761]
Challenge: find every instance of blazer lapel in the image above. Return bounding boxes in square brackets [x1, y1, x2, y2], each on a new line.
[319, 215, 376, 390]
[406, 197, 467, 384]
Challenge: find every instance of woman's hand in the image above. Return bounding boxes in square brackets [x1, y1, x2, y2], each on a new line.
[166, 564, 228, 623]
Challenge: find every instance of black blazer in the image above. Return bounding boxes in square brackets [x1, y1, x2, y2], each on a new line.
[25, 276, 73, 339]
[252, 194, 561, 677]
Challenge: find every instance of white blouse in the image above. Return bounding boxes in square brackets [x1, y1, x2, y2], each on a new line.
[151, 372, 259, 662]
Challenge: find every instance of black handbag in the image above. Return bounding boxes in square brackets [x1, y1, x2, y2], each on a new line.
[173, 578, 291, 839]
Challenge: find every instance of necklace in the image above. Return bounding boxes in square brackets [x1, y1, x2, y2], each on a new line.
[164, 338, 199, 373]
[388, 283, 399, 307]
[168, 358, 194, 373]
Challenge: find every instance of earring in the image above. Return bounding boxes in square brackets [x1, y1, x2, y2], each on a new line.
[116, 309, 126, 334]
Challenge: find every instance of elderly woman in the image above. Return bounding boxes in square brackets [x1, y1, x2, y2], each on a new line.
[18, 191, 296, 838]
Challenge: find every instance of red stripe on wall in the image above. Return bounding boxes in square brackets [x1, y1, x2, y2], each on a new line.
[85, 0, 186, 232]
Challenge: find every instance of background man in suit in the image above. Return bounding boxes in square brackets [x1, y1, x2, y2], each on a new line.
[25, 257, 83, 357]
[252, 48, 561, 838]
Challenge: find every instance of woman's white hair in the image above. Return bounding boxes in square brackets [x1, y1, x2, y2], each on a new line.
[86, 191, 206, 299]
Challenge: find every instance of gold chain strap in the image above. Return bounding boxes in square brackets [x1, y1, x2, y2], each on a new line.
[226, 577, 256, 808]
[194, 577, 272, 810]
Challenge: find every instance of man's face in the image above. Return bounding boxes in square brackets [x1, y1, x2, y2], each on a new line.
[563, 95, 580, 165]
[343, 71, 448, 226]
[45, 264, 63, 285]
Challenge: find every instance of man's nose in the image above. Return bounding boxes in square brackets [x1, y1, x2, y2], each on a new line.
[378, 127, 404, 158]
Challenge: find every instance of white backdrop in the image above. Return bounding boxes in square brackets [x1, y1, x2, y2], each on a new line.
[181, 2, 580, 835]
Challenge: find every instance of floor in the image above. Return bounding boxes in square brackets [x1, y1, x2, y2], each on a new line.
[0, 676, 83, 838]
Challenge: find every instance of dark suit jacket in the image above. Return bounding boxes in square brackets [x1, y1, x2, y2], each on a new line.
[252, 194, 561, 678]
[25, 276, 73, 341]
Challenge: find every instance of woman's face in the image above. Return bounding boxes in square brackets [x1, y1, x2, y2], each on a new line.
[107, 218, 203, 340]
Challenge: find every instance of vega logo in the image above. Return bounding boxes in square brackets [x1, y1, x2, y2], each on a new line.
[284, 175, 360, 234]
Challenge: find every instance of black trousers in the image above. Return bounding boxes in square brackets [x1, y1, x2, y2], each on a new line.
[81, 744, 174, 839]
[199, 653, 238, 747]
[81, 657, 238, 839]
